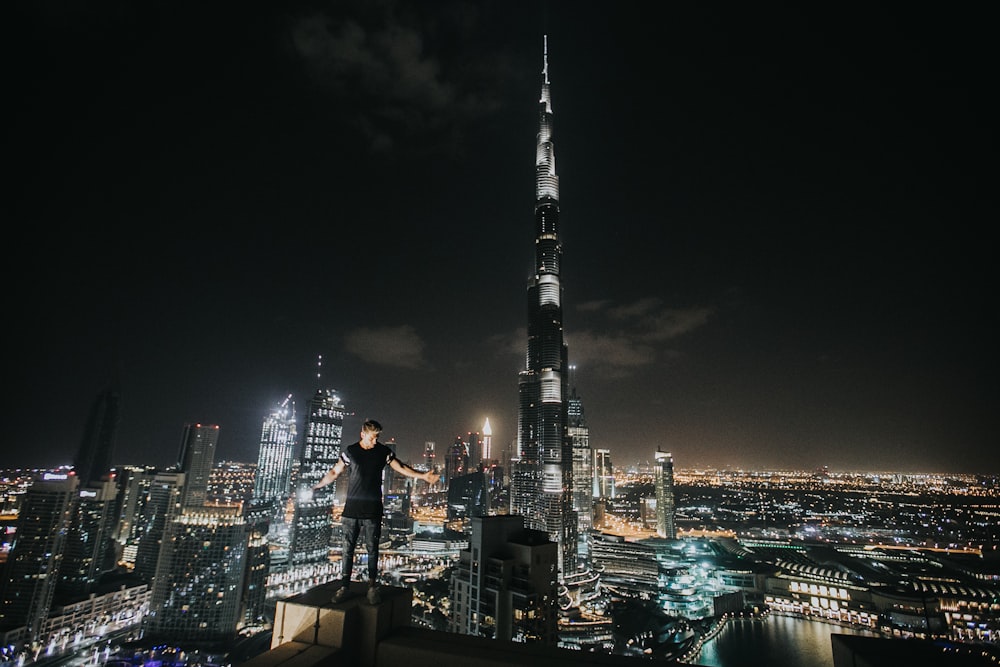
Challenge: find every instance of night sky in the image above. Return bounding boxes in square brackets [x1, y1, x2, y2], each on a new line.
[9, 3, 994, 474]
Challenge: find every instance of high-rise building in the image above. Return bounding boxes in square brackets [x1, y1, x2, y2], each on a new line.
[56, 478, 118, 601]
[654, 449, 676, 539]
[510, 36, 577, 577]
[0, 474, 78, 641]
[467, 431, 481, 468]
[177, 423, 220, 509]
[450, 515, 558, 644]
[446, 471, 489, 522]
[113, 465, 156, 566]
[73, 383, 121, 488]
[423, 441, 436, 475]
[241, 500, 271, 630]
[445, 435, 470, 486]
[58, 385, 124, 602]
[593, 449, 615, 500]
[144, 508, 249, 642]
[252, 395, 297, 525]
[567, 374, 592, 565]
[482, 418, 493, 462]
[133, 470, 186, 583]
[288, 387, 346, 568]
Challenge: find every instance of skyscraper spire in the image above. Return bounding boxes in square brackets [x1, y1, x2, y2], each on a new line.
[511, 35, 577, 577]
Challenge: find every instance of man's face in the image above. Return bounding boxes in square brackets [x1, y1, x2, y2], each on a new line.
[360, 428, 378, 448]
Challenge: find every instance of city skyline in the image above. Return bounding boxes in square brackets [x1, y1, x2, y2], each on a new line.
[9, 3, 993, 475]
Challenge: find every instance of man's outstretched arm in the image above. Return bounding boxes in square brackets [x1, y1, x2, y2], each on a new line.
[389, 458, 440, 485]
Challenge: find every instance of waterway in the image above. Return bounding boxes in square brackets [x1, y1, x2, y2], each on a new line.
[693, 615, 880, 667]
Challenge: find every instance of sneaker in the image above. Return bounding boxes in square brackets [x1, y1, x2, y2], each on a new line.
[332, 584, 350, 603]
[366, 585, 381, 605]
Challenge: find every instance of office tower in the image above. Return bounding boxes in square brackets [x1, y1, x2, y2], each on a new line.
[177, 423, 220, 509]
[510, 36, 576, 577]
[654, 449, 677, 539]
[424, 441, 436, 472]
[450, 515, 558, 644]
[241, 500, 271, 629]
[56, 478, 118, 600]
[446, 435, 469, 486]
[467, 431, 481, 467]
[593, 449, 615, 499]
[252, 395, 297, 524]
[0, 474, 78, 641]
[482, 418, 493, 462]
[73, 383, 121, 488]
[133, 471, 186, 582]
[288, 387, 346, 568]
[382, 440, 400, 497]
[567, 377, 592, 565]
[253, 395, 297, 502]
[144, 508, 248, 642]
[56, 385, 124, 602]
[589, 533, 659, 591]
[447, 471, 489, 522]
[113, 465, 155, 566]
[481, 458, 506, 514]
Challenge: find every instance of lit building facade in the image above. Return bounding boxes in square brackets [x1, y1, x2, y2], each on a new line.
[240, 500, 271, 629]
[252, 394, 297, 517]
[113, 465, 156, 566]
[133, 471, 186, 583]
[567, 376, 592, 565]
[57, 479, 118, 601]
[593, 449, 615, 499]
[654, 449, 676, 539]
[145, 508, 248, 641]
[481, 418, 493, 463]
[445, 436, 469, 488]
[510, 36, 576, 577]
[0, 475, 78, 642]
[288, 387, 346, 568]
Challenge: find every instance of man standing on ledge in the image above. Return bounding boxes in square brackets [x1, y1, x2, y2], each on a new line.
[313, 418, 440, 604]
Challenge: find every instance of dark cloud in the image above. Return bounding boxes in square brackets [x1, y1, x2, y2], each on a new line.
[345, 325, 428, 369]
[287, 1, 512, 156]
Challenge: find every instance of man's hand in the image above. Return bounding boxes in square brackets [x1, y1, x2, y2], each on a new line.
[424, 470, 440, 485]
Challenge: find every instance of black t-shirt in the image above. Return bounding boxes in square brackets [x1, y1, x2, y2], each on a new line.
[340, 442, 396, 519]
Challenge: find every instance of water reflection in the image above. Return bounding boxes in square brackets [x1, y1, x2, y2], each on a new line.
[696, 615, 879, 667]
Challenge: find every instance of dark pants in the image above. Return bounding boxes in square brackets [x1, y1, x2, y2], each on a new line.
[341, 517, 381, 584]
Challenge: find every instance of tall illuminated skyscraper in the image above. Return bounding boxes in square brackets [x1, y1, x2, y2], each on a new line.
[593, 449, 615, 499]
[481, 418, 493, 462]
[288, 380, 346, 568]
[252, 394, 297, 513]
[446, 435, 470, 486]
[654, 448, 677, 539]
[511, 36, 576, 576]
[567, 371, 592, 566]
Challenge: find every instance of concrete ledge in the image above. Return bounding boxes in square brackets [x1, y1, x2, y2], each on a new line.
[270, 582, 413, 667]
